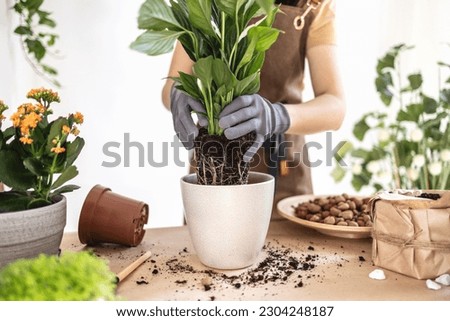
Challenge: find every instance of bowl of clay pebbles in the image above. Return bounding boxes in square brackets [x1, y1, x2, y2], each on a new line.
[277, 193, 373, 239]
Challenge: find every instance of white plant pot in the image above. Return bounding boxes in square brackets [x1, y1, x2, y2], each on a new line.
[0, 196, 66, 268]
[181, 172, 275, 269]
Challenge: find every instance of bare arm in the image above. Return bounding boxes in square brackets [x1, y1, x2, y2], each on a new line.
[285, 44, 346, 135]
[161, 42, 194, 110]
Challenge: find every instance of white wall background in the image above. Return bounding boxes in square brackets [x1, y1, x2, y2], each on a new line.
[1, 0, 450, 232]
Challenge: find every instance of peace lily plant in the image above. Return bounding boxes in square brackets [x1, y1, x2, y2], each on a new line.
[0, 88, 84, 212]
[131, 0, 281, 185]
[131, 0, 280, 136]
[333, 44, 450, 191]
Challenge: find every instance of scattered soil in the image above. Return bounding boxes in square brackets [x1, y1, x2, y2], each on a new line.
[194, 128, 255, 185]
[163, 243, 320, 291]
[418, 193, 441, 200]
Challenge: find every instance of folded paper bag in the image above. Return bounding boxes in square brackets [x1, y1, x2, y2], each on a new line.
[371, 191, 450, 279]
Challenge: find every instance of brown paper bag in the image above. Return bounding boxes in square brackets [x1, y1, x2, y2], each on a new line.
[371, 190, 450, 279]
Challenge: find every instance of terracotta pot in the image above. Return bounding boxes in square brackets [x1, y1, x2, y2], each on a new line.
[0, 195, 66, 268]
[0, 182, 4, 192]
[181, 172, 275, 269]
[78, 185, 149, 247]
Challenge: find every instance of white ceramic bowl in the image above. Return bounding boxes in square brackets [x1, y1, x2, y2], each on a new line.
[181, 172, 275, 269]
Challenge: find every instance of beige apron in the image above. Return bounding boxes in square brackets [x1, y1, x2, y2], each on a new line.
[190, 1, 318, 216]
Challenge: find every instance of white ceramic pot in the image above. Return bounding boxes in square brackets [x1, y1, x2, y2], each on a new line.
[0, 196, 66, 268]
[181, 172, 275, 269]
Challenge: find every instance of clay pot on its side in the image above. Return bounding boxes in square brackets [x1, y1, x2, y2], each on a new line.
[78, 185, 149, 247]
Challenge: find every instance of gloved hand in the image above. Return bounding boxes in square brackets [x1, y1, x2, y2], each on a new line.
[219, 94, 290, 162]
[170, 85, 208, 149]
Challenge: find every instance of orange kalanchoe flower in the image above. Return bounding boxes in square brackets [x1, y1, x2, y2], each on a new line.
[19, 136, 33, 145]
[27, 87, 60, 104]
[62, 125, 71, 134]
[71, 126, 80, 136]
[51, 146, 66, 154]
[73, 112, 84, 124]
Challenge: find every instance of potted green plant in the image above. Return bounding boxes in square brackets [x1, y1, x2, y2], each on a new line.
[0, 251, 117, 300]
[130, 0, 279, 269]
[332, 44, 450, 192]
[0, 88, 85, 268]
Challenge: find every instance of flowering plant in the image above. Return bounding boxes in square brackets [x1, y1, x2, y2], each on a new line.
[0, 88, 84, 212]
[333, 44, 450, 192]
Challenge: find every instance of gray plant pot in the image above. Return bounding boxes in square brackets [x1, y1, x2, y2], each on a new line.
[0, 196, 66, 268]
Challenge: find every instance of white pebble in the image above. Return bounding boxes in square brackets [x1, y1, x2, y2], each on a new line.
[426, 279, 442, 290]
[435, 274, 450, 286]
[369, 269, 386, 280]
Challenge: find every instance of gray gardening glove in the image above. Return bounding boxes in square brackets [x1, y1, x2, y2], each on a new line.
[219, 94, 290, 162]
[170, 86, 208, 149]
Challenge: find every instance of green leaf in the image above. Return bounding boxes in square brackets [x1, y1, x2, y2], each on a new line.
[42, 64, 58, 76]
[50, 165, 78, 190]
[351, 175, 370, 192]
[248, 26, 280, 52]
[422, 95, 438, 113]
[335, 141, 353, 159]
[186, 0, 215, 37]
[23, 158, 48, 176]
[26, 0, 44, 13]
[176, 73, 201, 100]
[25, 39, 46, 61]
[14, 26, 32, 35]
[351, 148, 370, 159]
[211, 59, 236, 90]
[235, 73, 260, 96]
[0, 150, 35, 191]
[46, 117, 68, 153]
[169, 0, 190, 30]
[50, 184, 80, 197]
[375, 72, 394, 106]
[352, 118, 370, 141]
[407, 73, 423, 90]
[137, 0, 181, 31]
[27, 198, 52, 209]
[256, 0, 274, 14]
[438, 61, 450, 68]
[331, 164, 346, 182]
[440, 89, 450, 104]
[396, 140, 417, 167]
[39, 17, 56, 28]
[130, 30, 184, 56]
[0, 192, 33, 213]
[65, 137, 85, 167]
[192, 57, 214, 88]
[396, 104, 423, 122]
[216, 0, 245, 17]
[376, 54, 396, 74]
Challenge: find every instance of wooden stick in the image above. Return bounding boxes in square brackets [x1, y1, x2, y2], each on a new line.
[116, 251, 152, 284]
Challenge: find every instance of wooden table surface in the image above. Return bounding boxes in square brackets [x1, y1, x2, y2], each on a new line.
[61, 220, 449, 301]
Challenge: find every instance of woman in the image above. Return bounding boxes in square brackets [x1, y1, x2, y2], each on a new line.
[161, 0, 345, 216]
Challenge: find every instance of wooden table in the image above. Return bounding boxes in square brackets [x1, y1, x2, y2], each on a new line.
[61, 220, 449, 301]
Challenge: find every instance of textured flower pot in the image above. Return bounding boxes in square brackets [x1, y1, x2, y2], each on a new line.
[0, 196, 66, 268]
[181, 172, 275, 269]
[78, 185, 149, 247]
